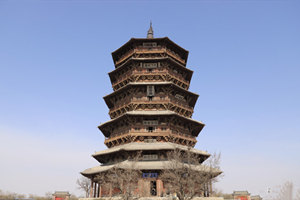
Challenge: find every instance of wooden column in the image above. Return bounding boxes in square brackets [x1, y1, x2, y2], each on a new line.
[157, 179, 163, 197]
[202, 183, 206, 197]
[99, 185, 102, 197]
[109, 183, 112, 197]
[97, 183, 100, 197]
[93, 182, 97, 198]
[90, 180, 94, 198]
[209, 180, 212, 197]
[205, 182, 209, 197]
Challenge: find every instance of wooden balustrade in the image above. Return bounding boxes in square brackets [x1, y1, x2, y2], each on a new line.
[108, 99, 194, 119]
[112, 70, 189, 89]
[115, 48, 186, 67]
[105, 129, 196, 146]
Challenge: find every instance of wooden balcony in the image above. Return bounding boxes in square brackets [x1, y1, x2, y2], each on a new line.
[108, 99, 194, 119]
[112, 70, 190, 91]
[104, 130, 197, 148]
[115, 47, 186, 67]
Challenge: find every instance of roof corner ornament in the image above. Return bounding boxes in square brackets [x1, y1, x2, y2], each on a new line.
[147, 21, 154, 39]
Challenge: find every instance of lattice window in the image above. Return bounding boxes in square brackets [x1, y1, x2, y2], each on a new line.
[143, 120, 158, 125]
[142, 154, 158, 160]
[143, 42, 157, 47]
[144, 138, 157, 143]
[141, 62, 160, 69]
[175, 94, 185, 101]
[147, 85, 155, 97]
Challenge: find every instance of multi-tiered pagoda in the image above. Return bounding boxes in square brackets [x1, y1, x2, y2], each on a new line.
[81, 24, 219, 198]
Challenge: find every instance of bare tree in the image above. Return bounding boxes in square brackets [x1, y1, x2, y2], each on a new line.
[0, 190, 26, 200]
[108, 166, 141, 200]
[44, 192, 53, 200]
[160, 148, 221, 200]
[211, 188, 232, 199]
[0, 190, 77, 200]
[295, 188, 300, 200]
[77, 177, 91, 198]
[94, 151, 142, 200]
[272, 181, 293, 200]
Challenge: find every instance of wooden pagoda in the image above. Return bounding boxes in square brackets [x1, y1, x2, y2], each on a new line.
[81, 24, 220, 198]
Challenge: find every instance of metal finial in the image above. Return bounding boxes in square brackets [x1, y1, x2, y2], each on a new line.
[147, 21, 153, 38]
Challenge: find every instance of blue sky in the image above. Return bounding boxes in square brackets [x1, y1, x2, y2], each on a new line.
[0, 0, 299, 197]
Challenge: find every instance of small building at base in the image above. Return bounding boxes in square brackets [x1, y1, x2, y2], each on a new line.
[230, 191, 262, 200]
[52, 191, 70, 200]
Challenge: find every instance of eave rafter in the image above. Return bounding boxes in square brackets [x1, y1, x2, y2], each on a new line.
[104, 131, 197, 148]
[112, 72, 189, 91]
[114, 47, 187, 67]
[112, 37, 189, 67]
[109, 102, 194, 119]
[109, 57, 193, 84]
[105, 83, 198, 112]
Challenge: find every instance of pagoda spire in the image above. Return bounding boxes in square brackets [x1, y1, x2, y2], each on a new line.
[147, 21, 154, 38]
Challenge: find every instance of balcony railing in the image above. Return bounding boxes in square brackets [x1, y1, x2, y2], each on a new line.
[108, 99, 193, 118]
[112, 72, 189, 92]
[105, 129, 196, 144]
[115, 47, 186, 66]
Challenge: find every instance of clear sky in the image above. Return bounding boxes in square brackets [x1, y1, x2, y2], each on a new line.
[0, 0, 299, 198]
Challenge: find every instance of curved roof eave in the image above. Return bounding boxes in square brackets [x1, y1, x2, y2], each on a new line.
[108, 56, 193, 76]
[81, 160, 221, 177]
[93, 142, 210, 157]
[99, 110, 205, 128]
[98, 110, 205, 137]
[103, 81, 199, 108]
[111, 37, 189, 64]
